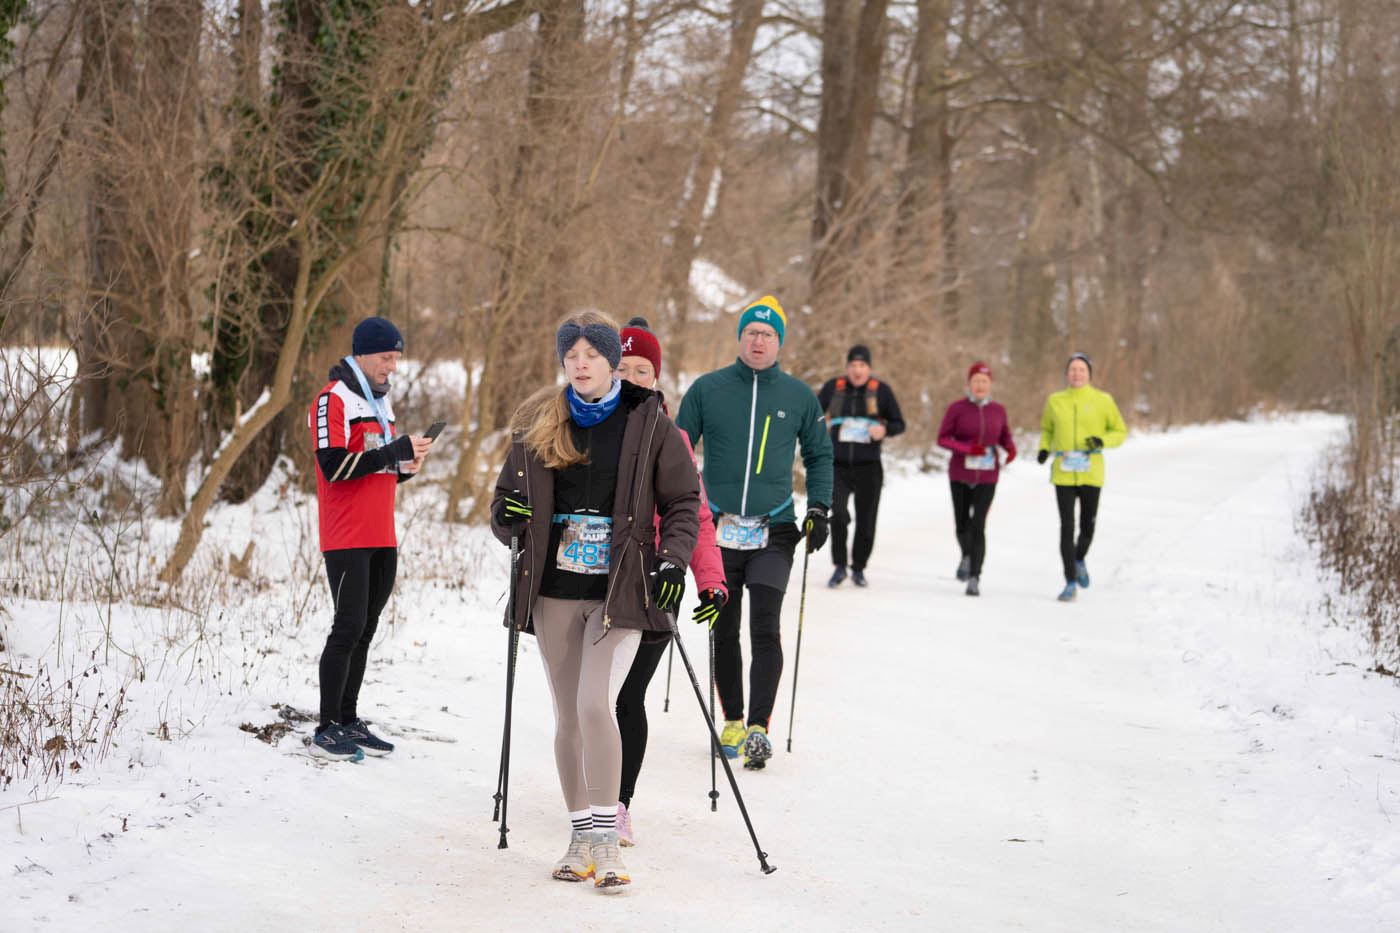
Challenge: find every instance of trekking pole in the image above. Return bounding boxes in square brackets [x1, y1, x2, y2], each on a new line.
[667, 612, 775, 874]
[494, 532, 522, 849]
[492, 532, 519, 821]
[708, 626, 719, 812]
[663, 640, 674, 712]
[785, 544, 812, 754]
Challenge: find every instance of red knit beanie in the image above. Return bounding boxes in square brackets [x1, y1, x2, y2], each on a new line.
[968, 361, 992, 381]
[620, 317, 663, 379]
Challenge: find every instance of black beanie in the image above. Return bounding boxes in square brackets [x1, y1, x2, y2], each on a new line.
[847, 344, 872, 365]
[353, 316, 404, 356]
[1067, 351, 1093, 376]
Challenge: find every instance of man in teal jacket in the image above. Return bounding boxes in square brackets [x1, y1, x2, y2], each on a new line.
[676, 295, 833, 769]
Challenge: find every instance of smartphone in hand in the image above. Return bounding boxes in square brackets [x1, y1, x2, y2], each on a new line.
[424, 420, 447, 441]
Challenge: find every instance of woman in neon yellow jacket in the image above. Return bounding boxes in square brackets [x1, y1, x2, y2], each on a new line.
[1035, 352, 1127, 601]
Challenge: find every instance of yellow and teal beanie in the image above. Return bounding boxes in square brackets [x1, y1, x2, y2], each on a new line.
[736, 296, 787, 345]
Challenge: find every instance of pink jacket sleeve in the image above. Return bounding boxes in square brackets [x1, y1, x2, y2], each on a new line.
[656, 428, 728, 598]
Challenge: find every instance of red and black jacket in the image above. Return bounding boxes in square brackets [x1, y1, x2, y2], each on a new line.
[308, 360, 415, 552]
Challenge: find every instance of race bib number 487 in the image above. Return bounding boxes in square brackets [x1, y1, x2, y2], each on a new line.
[555, 515, 612, 574]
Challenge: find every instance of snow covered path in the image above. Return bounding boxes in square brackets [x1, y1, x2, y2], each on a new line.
[6, 414, 1400, 931]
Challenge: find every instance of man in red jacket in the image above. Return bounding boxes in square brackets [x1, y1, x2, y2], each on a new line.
[307, 316, 434, 761]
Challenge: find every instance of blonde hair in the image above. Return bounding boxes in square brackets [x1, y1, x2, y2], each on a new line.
[513, 310, 620, 471]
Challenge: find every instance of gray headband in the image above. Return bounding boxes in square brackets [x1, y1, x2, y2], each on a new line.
[556, 321, 622, 369]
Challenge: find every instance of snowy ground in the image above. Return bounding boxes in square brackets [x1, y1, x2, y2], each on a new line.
[3, 413, 1398, 932]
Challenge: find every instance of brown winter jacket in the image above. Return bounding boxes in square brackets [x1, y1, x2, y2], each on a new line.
[490, 380, 701, 636]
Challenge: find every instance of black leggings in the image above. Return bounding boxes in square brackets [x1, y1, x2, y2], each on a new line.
[1055, 485, 1102, 582]
[320, 547, 397, 728]
[713, 583, 785, 729]
[949, 481, 997, 577]
[615, 637, 669, 807]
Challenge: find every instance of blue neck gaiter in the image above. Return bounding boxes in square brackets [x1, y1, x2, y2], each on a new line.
[566, 378, 622, 428]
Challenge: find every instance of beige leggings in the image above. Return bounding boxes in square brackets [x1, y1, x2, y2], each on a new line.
[532, 597, 641, 812]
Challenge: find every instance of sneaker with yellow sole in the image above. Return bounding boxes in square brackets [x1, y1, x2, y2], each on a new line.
[552, 830, 594, 882]
[719, 719, 746, 759]
[590, 830, 631, 892]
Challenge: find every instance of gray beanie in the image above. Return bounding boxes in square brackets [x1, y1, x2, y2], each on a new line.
[556, 320, 622, 369]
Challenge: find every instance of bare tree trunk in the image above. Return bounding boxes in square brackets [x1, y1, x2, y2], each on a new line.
[144, 0, 203, 516]
[655, 0, 764, 371]
[447, 0, 588, 519]
[162, 228, 323, 583]
[811, 0, 890, 314]
[893, 0, 954, 326]
[78, 0, 134, 439]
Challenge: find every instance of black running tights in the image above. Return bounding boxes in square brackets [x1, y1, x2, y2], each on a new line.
[713, 583, 785, 730]
[319, 547, 397, 728]
[1055, 485, 1101, 582]
[949, 480, 997, 577]
[615, 637, 669, 807]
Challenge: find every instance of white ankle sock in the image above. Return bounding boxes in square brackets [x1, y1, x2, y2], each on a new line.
[570, 809, 592, 833]
[591, 805, 617, 832]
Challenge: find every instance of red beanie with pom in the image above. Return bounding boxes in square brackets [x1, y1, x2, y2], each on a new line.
[620, 317, 663, 379]
[968, 361, 992, 381]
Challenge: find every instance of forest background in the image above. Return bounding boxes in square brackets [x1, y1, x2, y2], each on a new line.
[0, 0, 1396, 647]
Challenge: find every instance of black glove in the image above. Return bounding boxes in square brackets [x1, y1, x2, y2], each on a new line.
[493, 491, 532, 529]
[1036, 449, 1050, 465]
[652, 561, 686, 614]
[692, 588, 727, 628]
[804, 506, 829, 553]
[1085, 436, 1104, 452]
[387, 434, 417, 461]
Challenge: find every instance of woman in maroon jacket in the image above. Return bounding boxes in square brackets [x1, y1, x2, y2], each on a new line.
[937, 362, 1016, 596]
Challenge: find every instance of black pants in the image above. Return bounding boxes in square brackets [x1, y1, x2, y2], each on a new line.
[831, 461, 883, 570]
[714, 584, 785, 729]
[616, 637, 669, 808]
[320, 547, 397, 728]
[711, 523, 799, 730]
[950, 480, 997, 577]
[1055, 485, 1102, 582]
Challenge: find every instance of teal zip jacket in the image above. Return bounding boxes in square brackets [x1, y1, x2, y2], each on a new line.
[676, 358, 834, 524]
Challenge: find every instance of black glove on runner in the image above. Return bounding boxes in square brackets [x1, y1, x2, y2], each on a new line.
[494, 491, 532, 529]
[804, 506, 829, 553]
[692, 588, 727, 628]
[1036, 449, 1050, 464]
[652, 561, 686, 613]
[1085, 436, 1104, 452]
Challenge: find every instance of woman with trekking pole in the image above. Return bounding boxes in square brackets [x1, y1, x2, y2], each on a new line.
[490, 311, 700, 892]
[611, 317, 728, 846]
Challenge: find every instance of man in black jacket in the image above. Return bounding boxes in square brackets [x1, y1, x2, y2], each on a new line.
[816, 345, 905, 587]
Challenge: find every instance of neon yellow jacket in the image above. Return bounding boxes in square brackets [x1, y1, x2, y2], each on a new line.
[1038, 385, 1127, 487]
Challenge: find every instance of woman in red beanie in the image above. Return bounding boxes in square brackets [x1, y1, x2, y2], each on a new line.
[612, 316, 728, 846]
[937, 362, 1016, 596]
